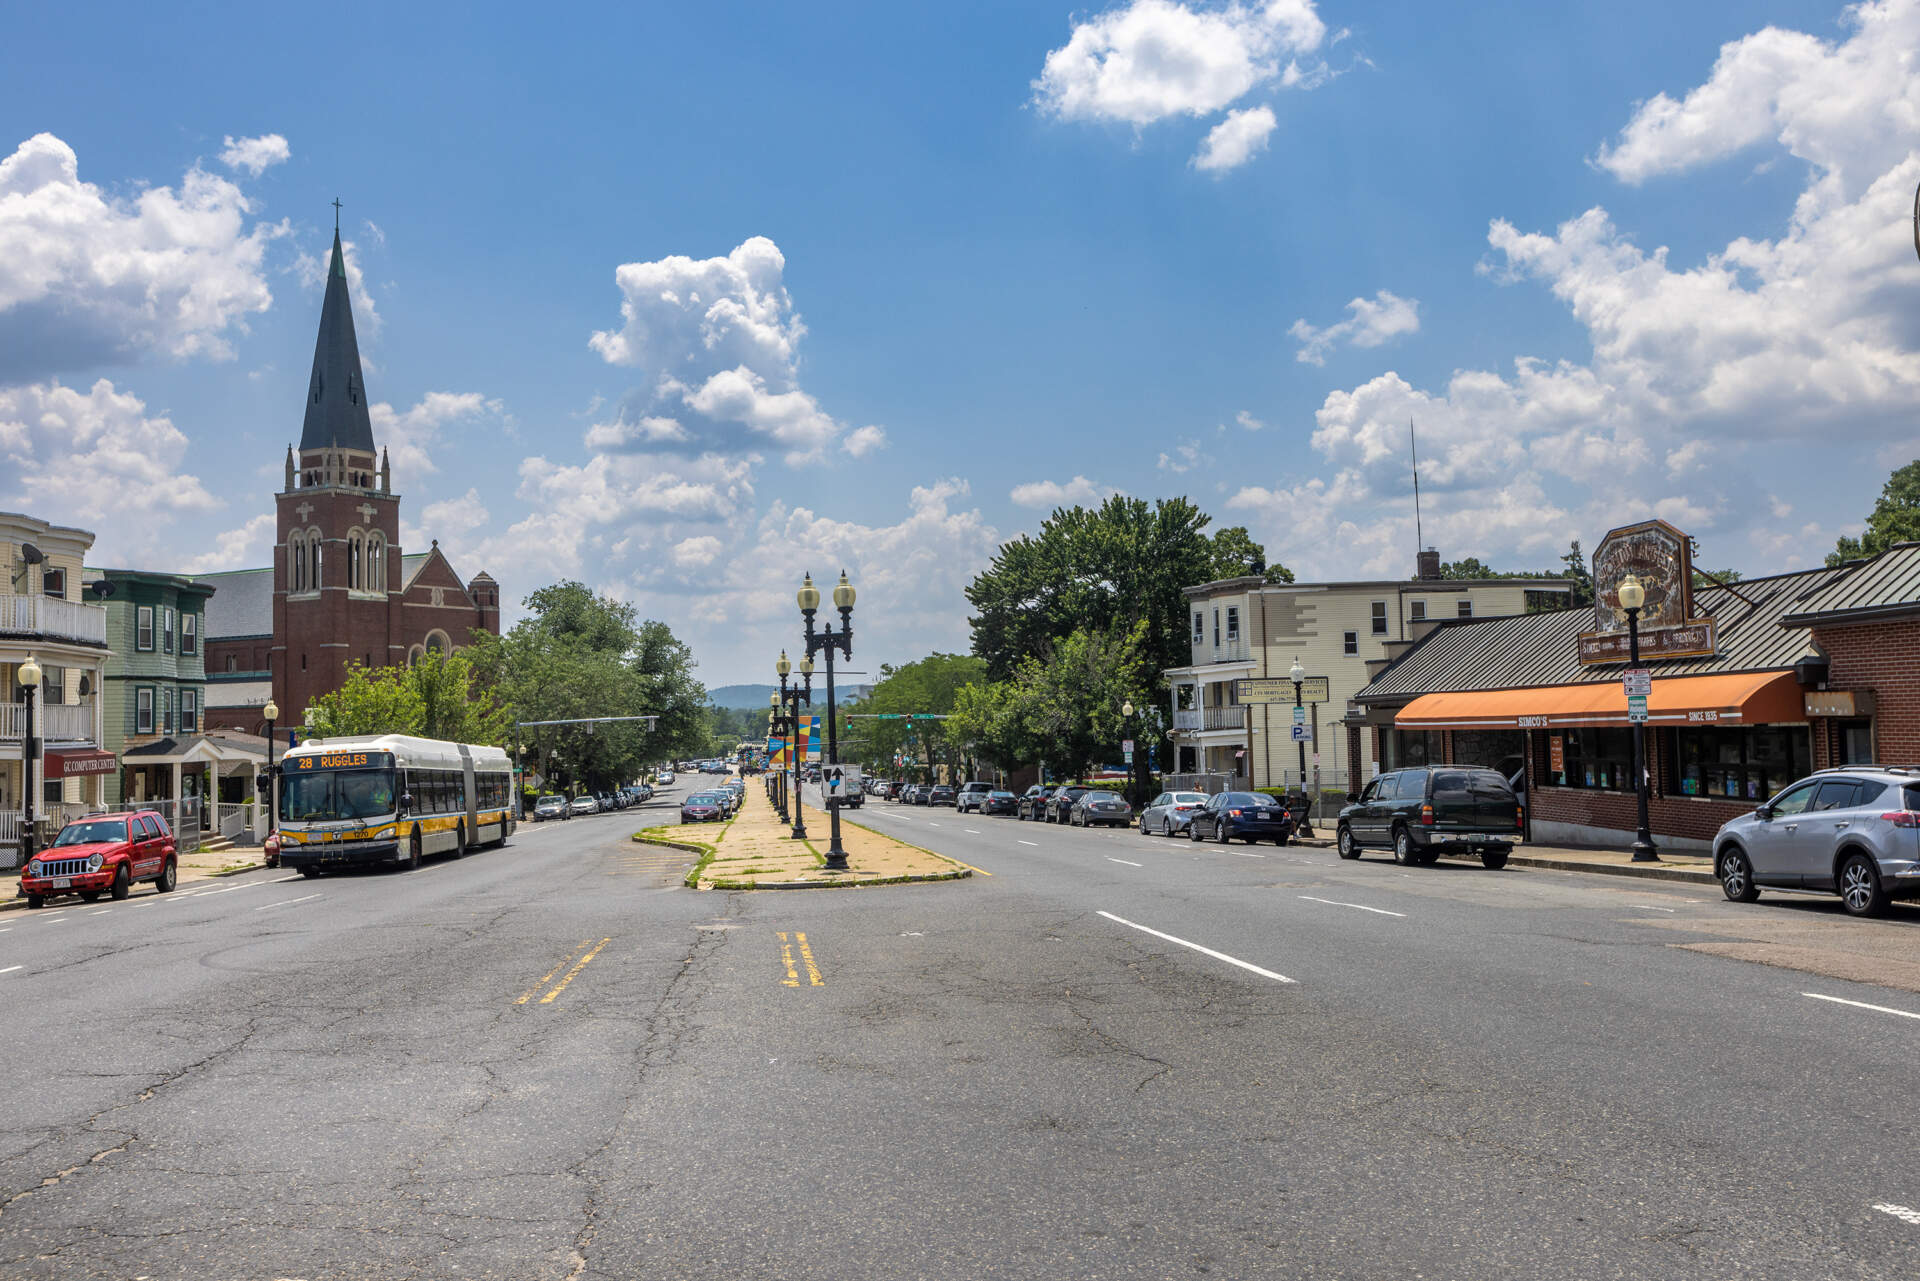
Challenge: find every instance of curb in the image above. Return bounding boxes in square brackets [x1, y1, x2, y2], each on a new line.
[706, 869, 971, 891]
[1510, 853, 1716, 885]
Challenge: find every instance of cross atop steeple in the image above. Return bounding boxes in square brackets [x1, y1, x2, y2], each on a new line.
[332, 197, 342, 231]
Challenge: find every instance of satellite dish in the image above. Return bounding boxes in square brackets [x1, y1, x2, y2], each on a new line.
[87, 581, 115, 599]
[19, 543, 43, 565]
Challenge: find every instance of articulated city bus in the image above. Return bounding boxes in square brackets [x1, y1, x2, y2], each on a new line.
[270, 734, 515, 877]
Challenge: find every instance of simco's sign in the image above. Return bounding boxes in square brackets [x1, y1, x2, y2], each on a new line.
[1578, 520, 1717, 666]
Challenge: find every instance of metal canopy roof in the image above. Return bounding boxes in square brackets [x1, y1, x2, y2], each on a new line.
[1778, 542, 1920, 626]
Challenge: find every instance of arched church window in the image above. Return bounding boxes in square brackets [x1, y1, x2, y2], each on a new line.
[288, 532, 306, 592]
[425, 630, 450, 656]
[347, 531, 363, 590]
[308, 528, 323, 590]
[367, 533, 385, 594]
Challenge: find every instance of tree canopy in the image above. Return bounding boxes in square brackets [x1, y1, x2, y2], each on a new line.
[836, 653, 988, 780]
[1829, 459, 1920, 566]
[306, 649, 510, 746]
[964, 495, 1290, 687]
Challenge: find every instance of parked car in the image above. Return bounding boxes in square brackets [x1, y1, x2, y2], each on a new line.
[1336, 766, 1521, 868]
[681, 793, 726, 823]
[981, 790, 1018, 816]
[1139, 790, 1211, 836]
[1711, 767, 1920, 917]
[956, 782, 994, 813]
[533, 794, 570, 822]
[1044, 786, 1092, 824]
[569, 795, 600, 817]
[929, 784, 957, 807]
[656, 770, 676, 785]
[20, 811, 179, 908]
[1189, 791, 1297, 846]
[1016, 785, 1051, 821]
[908, 785, 931, 806]
[1069, 790, 1133, 828]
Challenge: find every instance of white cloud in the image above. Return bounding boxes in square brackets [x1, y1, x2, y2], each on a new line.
[421, 488, 489, 536]
[1157, 438, 1203, 473]
[182, 514, 276, 573]
[370, 391, 504, 476]
[1033, 0, 1325, 126]
[1193, 105, 1278, 172]
[0, 378, 220, 562]
[0, 132, 282, 377]
[843, 424, 887, 457]
[1275, 1, 1920, 580]
[1289, 290, 1421, 364]
[1235, 410, 1265, 431]
[584, 414, 691, 450]
[1009, 475, 1115, 508]
[671, 535, 723, 568]
[218, 133, 290, 176]
[587, 236, 876, 463]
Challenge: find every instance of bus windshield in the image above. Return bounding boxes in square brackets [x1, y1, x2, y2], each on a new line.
[280, 768, 398, 822]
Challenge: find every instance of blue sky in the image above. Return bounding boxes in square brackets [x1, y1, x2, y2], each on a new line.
[4, 0, 1916, 686]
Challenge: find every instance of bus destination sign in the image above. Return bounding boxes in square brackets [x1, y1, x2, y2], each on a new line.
[289, 751, 394, 772]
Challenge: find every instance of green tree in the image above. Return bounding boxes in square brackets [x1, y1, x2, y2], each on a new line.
[839, 653, 988, 781]
[1829, 459, 1920, 565]
[1007, 623, 1149, 784]
[1559, 539, 1594, 608]
[306, 649, 509, 745]
[965, 495, 1291, 685]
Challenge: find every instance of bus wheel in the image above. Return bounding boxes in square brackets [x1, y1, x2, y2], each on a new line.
[453, 822, 466, 858]
[300, 866, 321, 879]
[407, 830, 422, 871]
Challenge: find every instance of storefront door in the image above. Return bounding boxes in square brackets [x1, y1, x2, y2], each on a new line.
[1838, 719, 1874, 765]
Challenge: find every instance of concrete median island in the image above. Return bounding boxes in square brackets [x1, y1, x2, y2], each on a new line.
[647, 785, 973, 890]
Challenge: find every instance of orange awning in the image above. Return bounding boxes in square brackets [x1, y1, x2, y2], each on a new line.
[1395, 671, 1805, 730]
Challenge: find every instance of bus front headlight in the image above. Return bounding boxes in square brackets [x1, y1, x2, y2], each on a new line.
[374, 826, 396, 840]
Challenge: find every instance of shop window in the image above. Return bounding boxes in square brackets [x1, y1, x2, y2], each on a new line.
[1457, 600, 1473, 619]
[1385, 730, 1444, 770]
[1409, 600, 1426, 622]
[1672, 726, 1811, 801]
[136, 606, 154, 652]
[1371, 601, 1388, 636]
[1343, 630, 1358, 656]
[1839, 719, 1874, 765]
[1555, 727, 1636, 791]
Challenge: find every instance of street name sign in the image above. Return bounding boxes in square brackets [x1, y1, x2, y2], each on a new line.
[1234, 676, 1331, 704]
[1627, 694, 1649, 723]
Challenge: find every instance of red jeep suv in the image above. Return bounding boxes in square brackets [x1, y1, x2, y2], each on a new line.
[18, 811, 179, 908]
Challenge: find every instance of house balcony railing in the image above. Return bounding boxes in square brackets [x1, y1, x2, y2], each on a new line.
[1190, 637, 1251, 665]
[1173, 706, 1246, 732]
[0, 701, 96, 742]
[0, 595, 108, 647]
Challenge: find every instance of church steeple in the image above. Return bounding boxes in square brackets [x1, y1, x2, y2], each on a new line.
[298, 208, 376, 455]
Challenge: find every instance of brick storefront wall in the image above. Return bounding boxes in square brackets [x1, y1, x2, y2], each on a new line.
[1812, 619, 1920, 767]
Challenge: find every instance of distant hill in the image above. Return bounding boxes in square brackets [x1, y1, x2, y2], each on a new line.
[706, 683, 779, 710]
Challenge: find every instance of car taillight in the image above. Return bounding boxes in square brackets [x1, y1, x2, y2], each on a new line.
[1229, 808, 1244, 817]
[1516, 806, 1525, 830]
[1880, 811, 1920, 828]
[1420, 804, 1434, 827]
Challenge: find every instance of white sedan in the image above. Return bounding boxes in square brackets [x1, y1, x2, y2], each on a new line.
[655, 770, 676, 785]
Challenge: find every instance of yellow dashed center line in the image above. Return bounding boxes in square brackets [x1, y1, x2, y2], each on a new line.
[516, 939, 592, 1005]
[539, 937, 612, 1004]
[778, 931, 800, 987]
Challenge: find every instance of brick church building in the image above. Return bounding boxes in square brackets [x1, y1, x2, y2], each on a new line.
[201, 224, 500, 733]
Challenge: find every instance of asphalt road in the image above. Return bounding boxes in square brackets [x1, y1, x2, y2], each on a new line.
[2, 777, 1918, 1279]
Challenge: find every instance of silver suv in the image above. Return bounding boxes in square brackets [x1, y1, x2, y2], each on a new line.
[1712, 768, 1920, 916]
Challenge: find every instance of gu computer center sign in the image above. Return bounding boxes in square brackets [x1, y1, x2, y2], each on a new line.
[1577, 519, 1717, 665]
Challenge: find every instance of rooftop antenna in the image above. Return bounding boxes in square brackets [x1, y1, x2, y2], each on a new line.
[1410, 420, 1425, 560]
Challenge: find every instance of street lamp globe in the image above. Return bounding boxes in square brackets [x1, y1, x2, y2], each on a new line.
[800, 655, 814, 677]
[776, 650, 791, 678]
[1618, 573, 1646, 611]
[17, 655, 40, 688]
[263, 698, 278, 722]
[833, 570, 856, 610]
[1122, 701, 1134, 717]
[770, 693, 779, 708]
[797, 573, 821, 613]
[1289, 658, 1305, 683]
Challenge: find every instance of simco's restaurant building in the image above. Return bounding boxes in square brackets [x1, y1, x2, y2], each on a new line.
[1348, 526, 1920, 852]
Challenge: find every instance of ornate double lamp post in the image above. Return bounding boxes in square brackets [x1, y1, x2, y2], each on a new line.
[18, 655, 40, 867]
[800, 571, 855, 872]
[782, 654, 814, 841]
[263, 697, 280, 837]
[1617, 574, 1660, 863]
[1289, 658, 1315, 838]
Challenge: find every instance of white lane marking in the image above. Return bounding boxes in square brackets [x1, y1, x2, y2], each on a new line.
[1803, 992, 1920, 1021]
[1107, 858, 1142, 867]
[927, 822, 942, 827]
[1298, 895, 1406, 918]
[1874, 1203, 1920, 1226]
[0, 964, 20, 974]
[965, 829, 982, 835]
[38, 917, 67, 924]
[1631, 904, 1677, 913]
[1234, 851, 1266, 859]
[1018, 840, 1039, 847]
[253, 894, 324, 912]
[1097, 911, 1294, 984]
[0, 927, 9, 932]
[85, 908, 110, 915]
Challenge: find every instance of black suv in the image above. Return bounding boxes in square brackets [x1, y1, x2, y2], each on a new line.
[1016, 786, 1051, 821]
[1044, 786, 1091, 824]
[1337, 766, 1522, 869]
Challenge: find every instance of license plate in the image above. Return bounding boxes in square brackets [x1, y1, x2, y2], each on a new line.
[50, 877, 71, 889]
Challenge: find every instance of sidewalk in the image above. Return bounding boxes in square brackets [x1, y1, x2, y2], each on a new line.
[1509, 843, 1716, 885]
[670, 785, 974, 890]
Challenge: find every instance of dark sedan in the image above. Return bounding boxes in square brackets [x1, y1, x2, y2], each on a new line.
[981, 790, 1018, 816]
[1015, 786, 1051, 821]
[929, 785, 957, 807]
[1069, 790, 1133, 828]
[1043, 786, 1092, 824]
[680, 793, 726, 823]
[1188, 791, 1295, 845]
